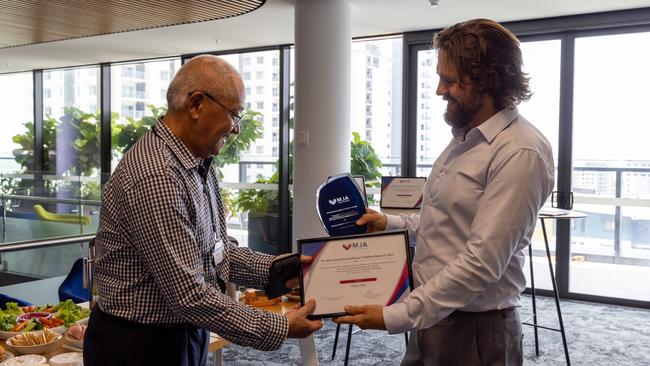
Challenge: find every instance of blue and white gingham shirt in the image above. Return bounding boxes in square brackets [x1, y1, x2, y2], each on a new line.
[94, 117, 288, 350]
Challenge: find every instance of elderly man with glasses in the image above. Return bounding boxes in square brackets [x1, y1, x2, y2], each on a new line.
[84, 55, 322, 366]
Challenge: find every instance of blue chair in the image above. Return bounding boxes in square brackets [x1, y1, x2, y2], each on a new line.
[0, 293, 32, 308]
[58, 258, 90, 303]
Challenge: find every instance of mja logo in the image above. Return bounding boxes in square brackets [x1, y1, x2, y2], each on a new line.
[328, 196, 350, 205]
[342, 241, 368, 250]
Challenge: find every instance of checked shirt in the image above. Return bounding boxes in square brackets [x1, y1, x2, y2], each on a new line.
[93, 117, 288, 350]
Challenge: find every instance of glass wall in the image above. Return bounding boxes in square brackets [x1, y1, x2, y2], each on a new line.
[218, 50, 281, 255]
[110, 58, 181, 169]
[351, 37, 403, 180]
[42, 66, 101, 202]
[571, 31, 650, 301]
[518, 40, 562, 291]
[415, 49, 448, 177]
[0, 72, 33, 173]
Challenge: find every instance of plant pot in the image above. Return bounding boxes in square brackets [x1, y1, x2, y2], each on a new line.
[247, 213, 280, 255]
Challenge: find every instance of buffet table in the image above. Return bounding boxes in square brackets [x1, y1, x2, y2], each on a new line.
[1, 297, 317, 366]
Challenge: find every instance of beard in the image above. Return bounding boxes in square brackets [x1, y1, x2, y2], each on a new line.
[443, 95, 482, 129]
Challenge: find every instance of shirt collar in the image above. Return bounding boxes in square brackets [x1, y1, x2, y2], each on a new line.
[153, 116, 203, 171]
[452, 107, 519, 144]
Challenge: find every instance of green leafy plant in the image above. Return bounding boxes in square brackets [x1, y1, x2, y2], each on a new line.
[350, 131, 383, 187]
[213, 108, 264, 179]
[112, 105, 165, 156]
[233, 172, 279, 215]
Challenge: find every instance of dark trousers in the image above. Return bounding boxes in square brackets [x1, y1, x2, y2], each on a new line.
[401, 308, 523, 366]
[83, 306, 209, 366]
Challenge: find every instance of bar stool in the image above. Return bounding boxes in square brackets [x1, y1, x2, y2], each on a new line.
[524, 210, 586, 366]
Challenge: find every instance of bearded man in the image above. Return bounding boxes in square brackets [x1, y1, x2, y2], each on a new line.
[335, 19, 554, 366]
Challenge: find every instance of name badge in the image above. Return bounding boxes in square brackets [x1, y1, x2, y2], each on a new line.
[213, 235, 224, 265]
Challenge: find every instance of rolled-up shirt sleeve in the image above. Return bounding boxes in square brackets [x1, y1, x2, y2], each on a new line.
[386, 213, 420, 247]
[383, 149, 553, 333]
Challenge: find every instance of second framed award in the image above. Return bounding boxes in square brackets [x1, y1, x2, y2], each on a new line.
[298, 230, 413, 319]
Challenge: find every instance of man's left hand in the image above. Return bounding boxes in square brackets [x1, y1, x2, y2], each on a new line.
[332, 304, 386, 330]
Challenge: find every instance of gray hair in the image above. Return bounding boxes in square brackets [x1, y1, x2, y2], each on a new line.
[166, 55, 244, 113]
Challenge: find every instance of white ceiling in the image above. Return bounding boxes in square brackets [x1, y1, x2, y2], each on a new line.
[1, 0, 650, 74]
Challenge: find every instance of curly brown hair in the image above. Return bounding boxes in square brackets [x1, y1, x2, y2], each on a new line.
[433, 18, 531, 109]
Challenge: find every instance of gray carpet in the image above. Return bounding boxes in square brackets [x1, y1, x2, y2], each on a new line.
[220, 295, 650, 365]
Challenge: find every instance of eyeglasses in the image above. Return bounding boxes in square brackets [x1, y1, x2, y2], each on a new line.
[188, 90, 243, 127]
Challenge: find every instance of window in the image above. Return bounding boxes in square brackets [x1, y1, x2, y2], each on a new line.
[218, 50, 281, 253]
[272, 88, 278, 97]
[512, 40, 562, 291]
[111, 58, 181, 169]
[121, 85, 134, 98]
[43, 66, 101, 192]
[351, 37, 403, 177]
[245, 87, 251, 95]
[570, 32, 650, 301]
[121, 104, 134, 118]
[0, 72, 33, 173]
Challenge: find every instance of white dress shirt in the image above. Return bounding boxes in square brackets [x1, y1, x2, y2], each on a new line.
[383, 108, 554, 334]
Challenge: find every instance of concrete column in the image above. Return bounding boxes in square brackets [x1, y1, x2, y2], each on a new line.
[293, 0, 351, 248]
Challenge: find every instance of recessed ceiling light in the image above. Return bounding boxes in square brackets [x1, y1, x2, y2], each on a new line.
[428, 0, 440, 6]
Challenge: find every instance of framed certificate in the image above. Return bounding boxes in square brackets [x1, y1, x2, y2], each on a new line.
[298, 230, 413, 319]
[380, 176, 426, 209]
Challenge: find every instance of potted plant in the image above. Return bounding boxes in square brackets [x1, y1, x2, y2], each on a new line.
[233, 172, 282, 255]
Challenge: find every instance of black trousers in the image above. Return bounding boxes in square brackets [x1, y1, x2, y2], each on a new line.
[401, 307, 523, 366]
[83, 306, 209, 366]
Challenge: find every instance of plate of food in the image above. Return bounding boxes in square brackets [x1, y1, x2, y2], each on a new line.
[0, 346, 13, 363]
[4, 328, 64, 355]
[63, 323, 86, 350]
[0, 300, 90, 340]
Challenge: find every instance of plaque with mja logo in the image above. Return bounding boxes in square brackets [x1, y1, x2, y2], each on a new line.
[316, 173, 368, 237]
[298, 230, 413, 319]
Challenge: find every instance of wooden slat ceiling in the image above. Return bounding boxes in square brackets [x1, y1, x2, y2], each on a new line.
[0, 0, 265, 49]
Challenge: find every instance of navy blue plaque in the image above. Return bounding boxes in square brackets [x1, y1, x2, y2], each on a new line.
[316, 173, 368, 237]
